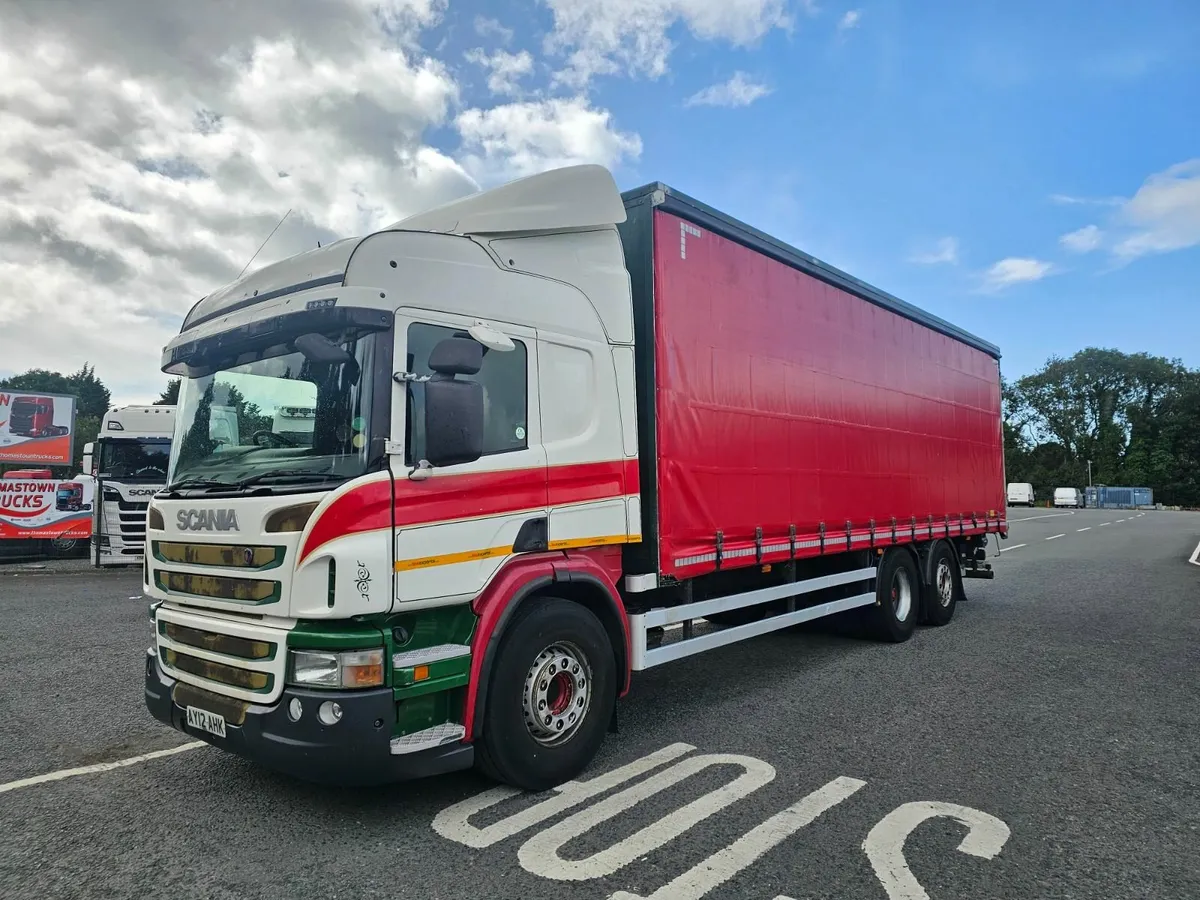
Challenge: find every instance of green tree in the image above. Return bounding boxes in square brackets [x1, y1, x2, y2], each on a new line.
[156, 379, 181, 406]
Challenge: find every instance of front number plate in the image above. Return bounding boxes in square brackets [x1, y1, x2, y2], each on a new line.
[186, 706, 227, 738]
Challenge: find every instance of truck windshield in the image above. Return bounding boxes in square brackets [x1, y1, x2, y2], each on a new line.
[167, 328, 379, 491]
[98, 439, 171, 481]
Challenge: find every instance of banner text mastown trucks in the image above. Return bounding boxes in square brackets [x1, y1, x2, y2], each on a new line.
[143, 165, 1007, 790]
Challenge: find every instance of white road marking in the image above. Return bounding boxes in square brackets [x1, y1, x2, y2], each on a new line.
[610, 777, 867, 900]
[1008, 511, 1076, 522]
[1100, 523, 1112, 527]
[1189, 540, 1200, 567]
[863, 801, 1011, 900]
[1046, 534, 1065, 541]
[433, 743, 694, 849]
[518, 753, 776, 881]
[1077, 527, 1092, 532]
[1116, 519, 1126, 523]
[998, 544, 1026, 553]
[0, 742, 205, 795]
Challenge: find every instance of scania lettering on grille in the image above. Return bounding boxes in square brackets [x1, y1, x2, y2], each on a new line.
[177, 509, 241, 532]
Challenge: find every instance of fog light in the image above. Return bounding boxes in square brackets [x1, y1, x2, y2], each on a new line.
[287, 698, 303, 722]
[318, 701, 343, 726]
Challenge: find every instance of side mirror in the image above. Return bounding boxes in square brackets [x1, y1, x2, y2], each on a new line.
[295, 333, 360, 384]
[423, 378, 484, 468]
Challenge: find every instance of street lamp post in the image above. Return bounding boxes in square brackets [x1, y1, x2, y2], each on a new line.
[1088, 459, 1093, 487]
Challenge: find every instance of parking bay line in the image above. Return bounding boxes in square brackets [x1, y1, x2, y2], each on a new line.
[0, 742, 205, 795]
[1190, 540, 1200, 567]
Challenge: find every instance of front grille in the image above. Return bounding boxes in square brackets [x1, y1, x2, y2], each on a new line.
[154, 570, 280, 604]
[162, 648, 273, 692]
[172, 681, 250, 725]
[153, 541, 285, 571]
[103, 492, 150, 512]
[161, 620, 275, 660]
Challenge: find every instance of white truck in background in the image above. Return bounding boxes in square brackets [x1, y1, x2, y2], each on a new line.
[87, 404, 243, 565]
[90, 405, 177, 566]
[272, 406, 317, 447]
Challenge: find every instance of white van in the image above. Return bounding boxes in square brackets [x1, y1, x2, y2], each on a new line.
[1054, 487, 1084, 509]
[1007, 482, 1035, 507]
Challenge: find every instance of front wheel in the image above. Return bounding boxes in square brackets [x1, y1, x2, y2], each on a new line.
[477, 596, 616, 791]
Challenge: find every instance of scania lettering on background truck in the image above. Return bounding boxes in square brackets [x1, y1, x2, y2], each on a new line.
[143, 165, 1007, 790]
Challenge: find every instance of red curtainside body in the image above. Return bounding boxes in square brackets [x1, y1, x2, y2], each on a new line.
[619, 186, 1005, 582]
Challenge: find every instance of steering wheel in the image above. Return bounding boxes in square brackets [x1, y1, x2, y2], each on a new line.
[253, 430, 298, 448]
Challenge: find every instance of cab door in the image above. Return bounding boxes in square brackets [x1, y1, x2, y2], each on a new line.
[390, 310, 547, 606]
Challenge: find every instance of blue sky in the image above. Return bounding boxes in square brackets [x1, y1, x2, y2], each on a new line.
[2, 0, 1197, 400]
[443, 0, 1200, 379]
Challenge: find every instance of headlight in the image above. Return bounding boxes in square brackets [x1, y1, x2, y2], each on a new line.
[266, 502, 320, 533]
[288, 648, 384, 689]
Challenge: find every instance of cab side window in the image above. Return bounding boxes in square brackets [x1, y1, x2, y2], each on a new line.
[405, 323, 529, 465]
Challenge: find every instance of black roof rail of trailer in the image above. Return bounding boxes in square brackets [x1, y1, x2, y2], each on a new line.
[621, 182, 1001, 360]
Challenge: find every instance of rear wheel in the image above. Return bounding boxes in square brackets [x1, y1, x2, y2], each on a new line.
[865, 549, 919, 642]
[922, 542, 960, 627]
[477, 596, 615, 791]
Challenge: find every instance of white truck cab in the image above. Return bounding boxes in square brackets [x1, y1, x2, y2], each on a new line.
[93, 405, 177, 565]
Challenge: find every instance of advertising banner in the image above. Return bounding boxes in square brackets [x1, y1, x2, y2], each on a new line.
[0, 478, 95, 540]
[0, 391, 78, 465]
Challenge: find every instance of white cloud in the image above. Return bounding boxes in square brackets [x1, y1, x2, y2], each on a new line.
[909, 236, 958, 265]
[684, 72, 772, 108]
[1049, 193, 1122, 207]
[1060, 224, 1103, 253]
[543, 0, 791, 88]
[1112, 159, 1200, 259]
[838, 10, 862, 31]
[0, 1, 641, 403]
[474, 15, 514, 44]
[456, 97, 642, 182]
[466, 48, 535, 96]
[980, 257, 1053, 292]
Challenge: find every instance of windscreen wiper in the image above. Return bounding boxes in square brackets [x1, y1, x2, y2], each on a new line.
[231, 470, 346, 489]
[165, 475, 240, 491]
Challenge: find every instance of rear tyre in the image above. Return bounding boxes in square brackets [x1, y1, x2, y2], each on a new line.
[922, 542, 960, 627]
[865, 549, 920, 642]
[476, 596, 615, 791]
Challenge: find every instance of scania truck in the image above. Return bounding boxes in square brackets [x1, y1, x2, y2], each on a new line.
[143, 165, 1007, 790]
[92, 406, 176, 565]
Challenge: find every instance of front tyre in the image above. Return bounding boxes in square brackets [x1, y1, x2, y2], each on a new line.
[477, 596, 615, 791]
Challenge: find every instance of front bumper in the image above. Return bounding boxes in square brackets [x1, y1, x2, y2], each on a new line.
[144, 650, 473, 786]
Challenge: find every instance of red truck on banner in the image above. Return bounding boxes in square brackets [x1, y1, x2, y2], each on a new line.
[0, 391, 78, 465]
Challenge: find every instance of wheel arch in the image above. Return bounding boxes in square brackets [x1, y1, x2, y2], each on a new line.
[464, 552, 629, 741]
